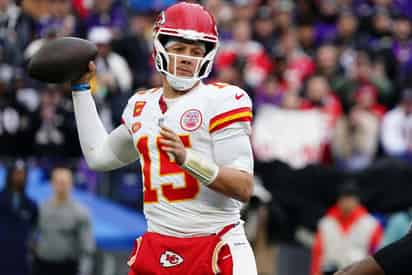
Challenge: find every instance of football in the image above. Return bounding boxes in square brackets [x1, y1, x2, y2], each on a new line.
[27, 37, 98, 84]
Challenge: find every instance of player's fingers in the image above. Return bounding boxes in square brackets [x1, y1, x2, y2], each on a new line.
[161, 146, 174, 152]
[159, 139, 175, 147]
[160, 126, 177, 136]
[89, 61, 96, 73]
[160, 128, 178, 141]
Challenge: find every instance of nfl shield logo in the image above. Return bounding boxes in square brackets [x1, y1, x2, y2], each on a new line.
[180, 109, 202, 132]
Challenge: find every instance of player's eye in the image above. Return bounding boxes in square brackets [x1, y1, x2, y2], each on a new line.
[192, 50, 204, 57]
[171, 47, 185, 53]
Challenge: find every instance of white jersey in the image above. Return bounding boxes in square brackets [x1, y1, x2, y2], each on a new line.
[121, 82, 253, 237]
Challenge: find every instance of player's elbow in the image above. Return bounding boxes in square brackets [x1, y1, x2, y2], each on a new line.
[84, 155, 114, 172]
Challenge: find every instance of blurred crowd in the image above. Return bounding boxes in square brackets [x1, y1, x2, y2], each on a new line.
[2, 0, 412, 274]
[0, 0, 412, 170]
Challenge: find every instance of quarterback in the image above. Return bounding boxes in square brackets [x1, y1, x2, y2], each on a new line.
[71, 2, 257, 275]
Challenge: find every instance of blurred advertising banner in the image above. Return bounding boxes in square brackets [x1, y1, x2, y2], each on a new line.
[252, 105, 328, 168]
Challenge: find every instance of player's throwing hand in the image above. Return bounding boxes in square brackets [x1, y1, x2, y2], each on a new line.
[159, 126, 187, 165]
[72, 61, 96, 86]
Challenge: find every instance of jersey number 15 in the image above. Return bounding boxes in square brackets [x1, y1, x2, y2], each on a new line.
[137, 136, 200, 203]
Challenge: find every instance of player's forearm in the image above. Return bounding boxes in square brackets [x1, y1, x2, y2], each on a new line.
[72, 90, 133, 171]
[208, 167, 253, 203]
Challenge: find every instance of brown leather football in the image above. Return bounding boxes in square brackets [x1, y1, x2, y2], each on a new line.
[27, 37, 98, 83]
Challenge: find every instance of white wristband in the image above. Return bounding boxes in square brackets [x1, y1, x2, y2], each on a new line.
[181, 149, 219, 186]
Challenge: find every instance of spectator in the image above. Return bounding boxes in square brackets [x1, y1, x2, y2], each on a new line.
[33, 85, 81, 158]
[88, 26, 132, 128]
[112, 13, 151, 90]
[314, 0, 339, 45]
[315, 44, 347, 94]
[301, 75, 343, 128]
[33, 166, 95, 275]
[332, 85, 382, 170]
[297, 22, 317, 57]
[301, 75, 343, 163]
[252, 6, 277, 57]
[218, 19, 271, 88]
[0, 160, 38, 275]
[381, 88, 412, 162]
[82, 0, 127, 37]
[0, 0, 36, 65]
[338, 50, 393, 111]
[310, 182, 383, 275]
[272, 0, 295, 35]
[365, 9, 395, 80]
[35, 0, 78, 38]
[391, 15, 412, 89]
[0, 65, 39, 157]
[276, 30, 315, 92]
[333, 11, 360, 49]
[392, 0, 412, 20]
[254, 75, 284, 110]
[88, 26, 132, 94]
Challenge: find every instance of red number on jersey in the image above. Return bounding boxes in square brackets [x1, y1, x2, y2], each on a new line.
[137, 135, 200, 203]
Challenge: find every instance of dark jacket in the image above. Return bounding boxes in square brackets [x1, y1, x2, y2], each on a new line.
[0, 188, 38, 275]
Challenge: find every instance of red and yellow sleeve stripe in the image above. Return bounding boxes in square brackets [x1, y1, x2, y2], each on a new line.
[209, 107, 252, 133]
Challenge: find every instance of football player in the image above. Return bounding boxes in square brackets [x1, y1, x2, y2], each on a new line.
[334, 230, 412, 275]
[71, 2, 257, 275]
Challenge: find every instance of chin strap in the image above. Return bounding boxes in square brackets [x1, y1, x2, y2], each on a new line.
[166, 72, 198, 91]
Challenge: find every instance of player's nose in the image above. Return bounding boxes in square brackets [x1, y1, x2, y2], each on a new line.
[180, 58, 192, 65]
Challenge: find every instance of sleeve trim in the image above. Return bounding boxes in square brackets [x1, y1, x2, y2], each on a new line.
[209, 107, 252, 133]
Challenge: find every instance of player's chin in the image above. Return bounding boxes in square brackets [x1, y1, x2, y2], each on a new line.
[175, 70, 195, 77]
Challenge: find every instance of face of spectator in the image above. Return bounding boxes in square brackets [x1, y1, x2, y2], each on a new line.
[166, 41, 206, 77]
[403, 101, 412, 114]
[373, 14, 391, 34]
[316, 45, 338, 73]
[233, 20, 251, 43]
[276, 11, 292, 30]
[279, 31, 297, 55]
[356, 89, 376, 109]
[49, 0, 70, 18]
[337, 195, 360, 216]
[10, 168, 26, 192]
[320, 0, 338, 17]
[254, 17, 274, 38]
[298, 25, 315, 48]
[130, 15, 149, 36]
[96, 43, 111, 57]
[394, 19, 411, 41]
[217, 66, 240, 84]
[0, 0, 9, 11]
[281, 92, 301, 109]
[338, 14, 357, 38]
[52, 168, 73, 199]
[355, 52, 372, 80]
[373, 0, 391, 7]
[95, 0, 112, 13]
[234, 3, 256, 21]
[306, 76, 330, 102]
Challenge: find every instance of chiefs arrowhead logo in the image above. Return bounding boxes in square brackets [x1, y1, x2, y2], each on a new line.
[160, 250, 184, 268]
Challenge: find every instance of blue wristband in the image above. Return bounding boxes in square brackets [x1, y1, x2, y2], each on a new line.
[71, 83, 90, 92]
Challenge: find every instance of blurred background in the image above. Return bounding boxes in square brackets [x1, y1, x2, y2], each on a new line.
[2, 0, 412, 274]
